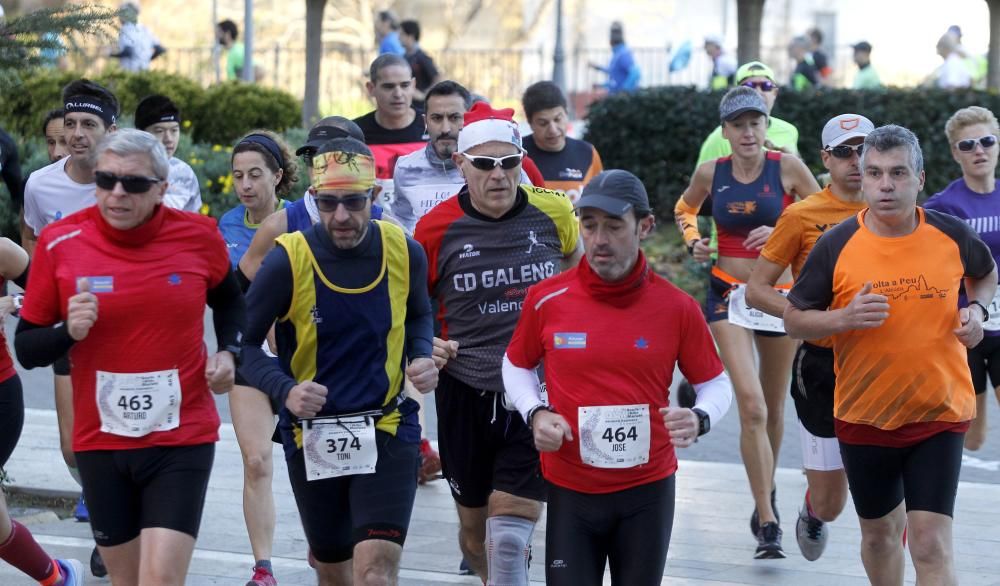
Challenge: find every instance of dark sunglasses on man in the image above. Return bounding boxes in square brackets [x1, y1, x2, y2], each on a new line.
[461, 152, 524, 171]
[955, 135, 998, 152]
[95, 171, 162, 193]
[741, 80, 777, 92]
[313, 191, 372, 213]
[824, 144, 863, 159]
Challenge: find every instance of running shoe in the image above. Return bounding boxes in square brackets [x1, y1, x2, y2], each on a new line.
[90, 546, 107, 578]
[73, 495, 89, 522]
[246, 565, 278, 586]
[56, 558, 85, 586]
[750, 487, 779, 536]
[795, 500, 828, 561]
[754, 522, 785, 559]
[418, 438, 442, 484]
[458, 558, 474, 575]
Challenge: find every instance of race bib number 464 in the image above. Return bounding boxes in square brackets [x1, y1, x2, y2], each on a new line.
[96, 369, 181, 438]
[578, 404, 651, 469]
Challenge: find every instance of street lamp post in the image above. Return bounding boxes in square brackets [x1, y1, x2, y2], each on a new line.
[553, 0, 566, 91]
[243, 0, 254, 82]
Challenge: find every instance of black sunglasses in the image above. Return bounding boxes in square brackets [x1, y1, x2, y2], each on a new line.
[313, 193, 370, 213]
[825, 144, 863, 159]
[462, 153, 524, 171]
[95, 171, 162, 193]
[741, 80, 777, 92]
[955, 135, 998, 152]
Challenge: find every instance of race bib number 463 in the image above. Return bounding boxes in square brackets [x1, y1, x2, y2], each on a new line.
[96, 369, 181, 438]
[578, 404, 651, 469]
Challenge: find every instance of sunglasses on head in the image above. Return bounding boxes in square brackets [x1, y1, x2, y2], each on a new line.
[955, 135, 998, 152]
[94, 171, 162, 193]
[462, 152, 524, 171]
[825, 144, 864, 159]
[313, 192, 371, 213]
[741, 80, 776, 92]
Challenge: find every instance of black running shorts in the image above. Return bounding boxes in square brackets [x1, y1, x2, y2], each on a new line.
[791, 342, 836, 438]
[287, 429, 419, 564]
[0, 374, 23, 467]
[76, 443, 215, 546]
[840, 431, 964, 519]
[545, 476, 675, 586]
[435, 369, 547, 508]
[967, 335, 1000, 395]
[53, 351, 70, 376]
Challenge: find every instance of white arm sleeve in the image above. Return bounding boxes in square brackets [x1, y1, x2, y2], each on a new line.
[502, 353, 544, 423]
[692, 370, 733, 426]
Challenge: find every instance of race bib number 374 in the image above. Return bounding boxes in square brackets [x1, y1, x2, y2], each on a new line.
[578, 404, 651, 469]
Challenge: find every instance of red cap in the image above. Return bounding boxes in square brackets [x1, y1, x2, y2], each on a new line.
[463, 101, 516, 126]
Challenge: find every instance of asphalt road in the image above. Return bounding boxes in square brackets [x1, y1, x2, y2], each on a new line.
[11, 310, 1000, 485]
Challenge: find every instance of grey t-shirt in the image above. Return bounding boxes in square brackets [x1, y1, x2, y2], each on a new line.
[414, 185, 579, 391]
[23, 157, 96, 235]
[163, 157, 202, 213]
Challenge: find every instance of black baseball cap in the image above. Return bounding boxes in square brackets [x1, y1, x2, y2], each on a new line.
[296, 123, 365, 156]
[575, 170, 650, 216]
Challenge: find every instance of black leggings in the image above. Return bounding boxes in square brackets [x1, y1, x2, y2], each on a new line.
[545, 475, 675, 586]
[0, 374, 24, 468]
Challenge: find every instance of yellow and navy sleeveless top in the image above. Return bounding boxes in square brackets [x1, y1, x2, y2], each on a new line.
[275, 220, 419, 455]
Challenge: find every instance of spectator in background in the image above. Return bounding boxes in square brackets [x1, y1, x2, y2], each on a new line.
[135, 95, 202, 213]
[110, 1, 164, 72]
[788, 36, 820, 91]
[590, 21, 640, 94]
[807, 28, 832, 83]
[937, 33, 972, 88]
[216, 19, 245, 81]
[400, 20, 441, 108]
[946, 25, 988, 87]
[42, 109, 69, 164]
[0, 126, 23, 212]
[705, 35, 737, 90]
[852, 42, 882, 90]
[376, 10, 405, 56]
[521, 81, 603, 203]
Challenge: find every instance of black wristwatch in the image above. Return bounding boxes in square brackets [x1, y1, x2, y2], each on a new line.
[223, 344, 243, 367]
[526, 404, 552, 428]
[969, 300, 990, 323]
[692, 408, 711, 437]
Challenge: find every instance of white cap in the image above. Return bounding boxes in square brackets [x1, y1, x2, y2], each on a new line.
[822, 114, 875, 148]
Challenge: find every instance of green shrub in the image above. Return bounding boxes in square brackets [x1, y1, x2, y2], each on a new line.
[584, 87, 1000, 224]
[190, 82, 302, 145]
[0, 69, 78, 137]
[96, 70, 204, 127]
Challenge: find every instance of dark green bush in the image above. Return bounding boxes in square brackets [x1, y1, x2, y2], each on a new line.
[190, 82, 302, 145]
[0, 69, 300, 149]
[585, 87, 1000, 223]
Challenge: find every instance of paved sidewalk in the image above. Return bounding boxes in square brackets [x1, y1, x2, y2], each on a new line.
[6, 408, 1000, 585]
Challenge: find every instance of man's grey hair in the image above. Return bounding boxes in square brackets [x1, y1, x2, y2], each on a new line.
[860, 124, 924, 174]
[92, 128, 170, 179]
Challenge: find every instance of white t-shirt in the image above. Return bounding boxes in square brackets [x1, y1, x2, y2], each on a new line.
[24, 157, 96, 235]
[163, 157, 202, 213]
[938, 53, 972, 88]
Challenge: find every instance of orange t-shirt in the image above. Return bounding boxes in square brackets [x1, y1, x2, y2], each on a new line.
[787, 208, 994, 434]
[761, 186, 867, 348]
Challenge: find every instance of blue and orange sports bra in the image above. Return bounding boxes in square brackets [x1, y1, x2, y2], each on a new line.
[711, 151, 793, 259]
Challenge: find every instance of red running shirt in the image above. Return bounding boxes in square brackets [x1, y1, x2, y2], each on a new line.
[506, 253, 724, 493]
[21, 205, 231, 452]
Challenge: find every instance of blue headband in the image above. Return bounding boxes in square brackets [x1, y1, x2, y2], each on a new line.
[237, 134, 284, 169]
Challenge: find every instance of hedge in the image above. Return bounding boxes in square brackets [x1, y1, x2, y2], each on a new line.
[584, 87, 1000, 222]
[0, 69, 301, 146]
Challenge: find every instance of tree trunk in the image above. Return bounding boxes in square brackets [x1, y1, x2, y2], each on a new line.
[989, 0, 1000, 90]
[736, 0, 766, 65]
[303, 0, 326, 128]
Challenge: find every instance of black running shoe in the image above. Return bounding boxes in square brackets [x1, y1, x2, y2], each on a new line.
[755, 522, 786, 559]
[458, 558, 474, 575]
[90, 546, 107, 578]
[749, 487, 779, 537]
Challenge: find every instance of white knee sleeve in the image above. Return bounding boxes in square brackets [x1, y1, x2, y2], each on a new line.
[485, 515, 534, 586]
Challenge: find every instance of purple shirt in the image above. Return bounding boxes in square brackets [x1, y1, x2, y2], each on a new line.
[924, 177, 1000, 335]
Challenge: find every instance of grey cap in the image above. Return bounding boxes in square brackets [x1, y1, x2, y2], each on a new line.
[296, 124, 365, 156]
[576, 170, 650, 216]
[822, 114, 875, 148]
[719, 86, 768, 122]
